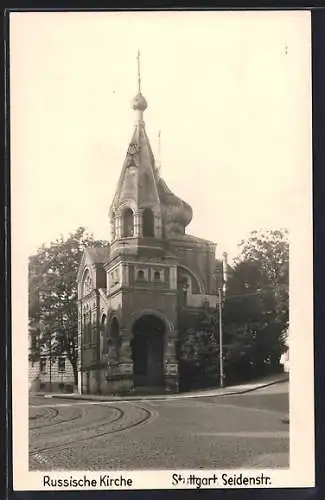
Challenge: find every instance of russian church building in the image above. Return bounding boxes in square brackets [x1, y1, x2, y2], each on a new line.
[77, 69, 218, 395]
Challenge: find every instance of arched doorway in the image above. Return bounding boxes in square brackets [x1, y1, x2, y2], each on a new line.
[131, 315, 165, 387]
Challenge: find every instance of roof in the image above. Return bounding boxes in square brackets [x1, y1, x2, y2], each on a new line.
[158, 177, 193, 228]
[169, 234, 215, 247]
[110, 120, 160, 215]
[84, 246, 110, 264]
[109, 89, 193, 239]
[182, 234, 215, 245]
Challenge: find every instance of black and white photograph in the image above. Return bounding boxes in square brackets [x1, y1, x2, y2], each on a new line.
[10, 10, 314, 490]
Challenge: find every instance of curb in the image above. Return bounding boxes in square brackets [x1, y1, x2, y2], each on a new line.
[215, 375, 289, 397]
[32, 375, 288, 403]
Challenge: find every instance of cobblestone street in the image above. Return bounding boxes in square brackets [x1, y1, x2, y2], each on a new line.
[29, 382, 289, 470]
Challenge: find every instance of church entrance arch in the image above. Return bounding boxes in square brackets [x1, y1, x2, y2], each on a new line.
[131, 315, 165, 387]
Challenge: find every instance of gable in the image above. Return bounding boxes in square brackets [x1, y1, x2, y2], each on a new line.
[77, 247, 110, 283]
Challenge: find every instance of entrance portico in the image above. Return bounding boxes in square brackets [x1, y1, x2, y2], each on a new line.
[131, 314, 165, 388]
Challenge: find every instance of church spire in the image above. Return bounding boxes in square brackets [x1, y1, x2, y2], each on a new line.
[110, 53, 193, 247]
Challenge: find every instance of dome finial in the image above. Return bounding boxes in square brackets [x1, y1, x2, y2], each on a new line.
[132, 50, 148, 112]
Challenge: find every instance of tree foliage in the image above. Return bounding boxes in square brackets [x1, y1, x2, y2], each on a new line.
[28, 227, 108, 384]
[177, 301, 219, 390]
[236, 229, 289, 289]
[223, 229, 289, 383]
[177, 229, 289, 389]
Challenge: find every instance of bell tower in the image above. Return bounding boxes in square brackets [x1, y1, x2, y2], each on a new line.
[103, 53, 179, 393]
[109, 51, 163, 261]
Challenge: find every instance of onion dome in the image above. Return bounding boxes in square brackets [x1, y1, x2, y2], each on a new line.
[158, 177, 193, 238]
[131, 92, 148, 112]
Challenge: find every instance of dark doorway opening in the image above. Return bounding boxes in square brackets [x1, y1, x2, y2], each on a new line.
[131, 315, 165, 387]
[142, 208, 155, 237]
[122, 207, 134, 237]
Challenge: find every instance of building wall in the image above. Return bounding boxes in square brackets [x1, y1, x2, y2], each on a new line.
[29, 356, 75, 392]
[77, 233, 216, 395]
[82, 368, 133, 395]
[169, 238, 217, 295]
[96, 264, 107, 289]
[78, 284, 179, 395]
[186, 293, 217, 308]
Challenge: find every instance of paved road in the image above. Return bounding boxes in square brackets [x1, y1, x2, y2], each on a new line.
[29, 382, 289, 470]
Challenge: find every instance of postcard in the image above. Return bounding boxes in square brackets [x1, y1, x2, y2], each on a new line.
[9, 9, 313, 491]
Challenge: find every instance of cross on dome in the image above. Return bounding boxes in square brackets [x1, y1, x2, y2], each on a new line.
[137, 49, 141, 93]
[131, 50, 148, 112]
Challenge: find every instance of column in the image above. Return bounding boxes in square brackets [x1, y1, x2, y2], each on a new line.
[118, 328, 134, 392]
[164, 338, 179, 393]
[119, 329, 133, 368]
[134, 211, 142, 237]
[110, 220, 116, 241]
[163, 318, 179, 393]
[121, 263, 129, 286]
[115, 216, 122, 239]
[77, 304, 83, 393]
[169, 266, 177, 290]
[165, 337, 178, 365]
[155, 215, 162, 238]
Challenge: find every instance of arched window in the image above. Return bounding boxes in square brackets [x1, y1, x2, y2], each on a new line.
[154, 270, 161, 281]
[122, 208, 134, 237]
[83, 270, 92, 296]
[137, 270, 145, 281]
[143, 208, 154, 237]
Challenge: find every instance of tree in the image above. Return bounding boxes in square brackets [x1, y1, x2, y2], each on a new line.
[223, 229, 289, 383]
[236, 229, 289, 335]
[236, 229, 289, 289]
[28, 227, 108, 385]
[177, 300, 219, 390]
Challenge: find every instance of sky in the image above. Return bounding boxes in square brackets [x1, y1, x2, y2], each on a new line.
[10, 11, 311, 262]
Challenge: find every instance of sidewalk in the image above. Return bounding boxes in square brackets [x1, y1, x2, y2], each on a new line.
[32, 373, 289, 402]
